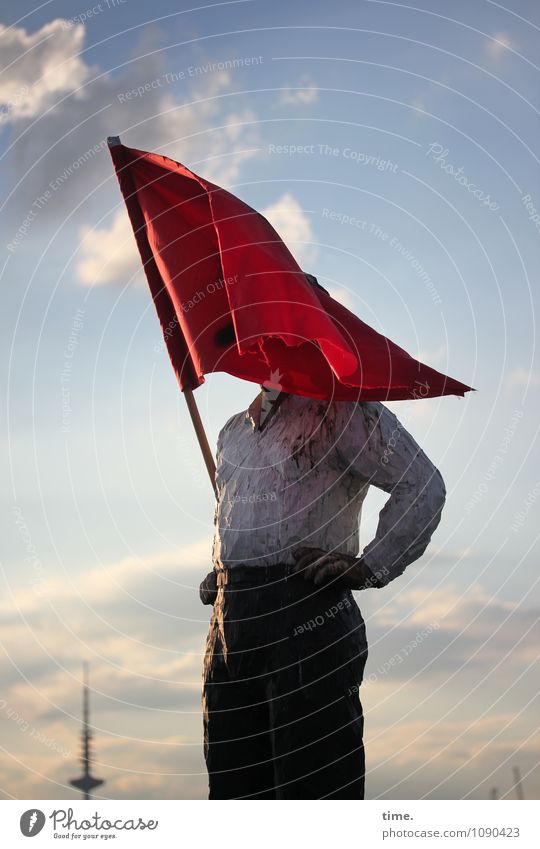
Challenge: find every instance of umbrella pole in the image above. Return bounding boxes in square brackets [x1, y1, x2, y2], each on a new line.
[184, 389, 217, 497]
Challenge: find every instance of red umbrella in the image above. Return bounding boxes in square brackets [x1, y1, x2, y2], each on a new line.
[107, 138, 474, 489]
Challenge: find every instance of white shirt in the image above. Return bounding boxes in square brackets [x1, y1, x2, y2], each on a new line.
[212, 394, 446, 587]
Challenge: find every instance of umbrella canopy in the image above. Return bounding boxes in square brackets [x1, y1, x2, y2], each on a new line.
[108, 141, 474, 402]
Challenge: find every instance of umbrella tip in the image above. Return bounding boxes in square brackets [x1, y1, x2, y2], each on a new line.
[107, 136, 121, 148]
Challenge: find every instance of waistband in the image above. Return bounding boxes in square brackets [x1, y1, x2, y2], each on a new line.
[215, 562, 296, 586]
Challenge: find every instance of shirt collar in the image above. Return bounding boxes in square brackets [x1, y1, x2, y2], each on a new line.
[246, 389, 288, 431]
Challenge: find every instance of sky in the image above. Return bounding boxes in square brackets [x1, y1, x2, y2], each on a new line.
[0, 0, 539, 801]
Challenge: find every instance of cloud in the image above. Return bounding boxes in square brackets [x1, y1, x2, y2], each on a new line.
[0, 537, 211, 618]
[414, 344, 447, 364]
[2, 21, 261, 246]
[384, 394, 443, 427]
[327, 287, 356, 309]
[505, 367, 540, 391]
[366, 712, 540, 799]
[74, 111, 260, 285]
[76, 187, 316, 287]
[411, 96, 427, 118]
[75, 209, 142, 286]
[261, 192, 317, 267]
[0, 534, 215, 798]
[196, 106, 260, 187]
[279, 74, 318, 105]
[1, 538, 539, 799]
[0, 537, 213, 796]
[0, 20, 93, 125]
[361, 580, 539, 689]
[486, 31, 513, 58]
[0, 536, 213, 706]
[77, 182, 318, 289]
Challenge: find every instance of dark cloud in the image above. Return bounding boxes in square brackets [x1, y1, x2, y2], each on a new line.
[2, 18, 260, 257]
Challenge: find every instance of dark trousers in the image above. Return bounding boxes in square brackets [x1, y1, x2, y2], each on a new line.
[201, 563, 368, 799]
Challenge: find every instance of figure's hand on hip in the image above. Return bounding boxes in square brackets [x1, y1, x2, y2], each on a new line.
[292, 546, 375, 589]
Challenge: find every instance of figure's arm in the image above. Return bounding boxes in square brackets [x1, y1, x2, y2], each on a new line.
[337, 401, 446, 587]
[293, 401, 446, 589]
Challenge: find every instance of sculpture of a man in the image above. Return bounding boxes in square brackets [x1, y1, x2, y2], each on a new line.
[200, 383, 446, 799]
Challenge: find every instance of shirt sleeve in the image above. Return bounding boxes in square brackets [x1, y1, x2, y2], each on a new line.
[331, 400, 446, 587]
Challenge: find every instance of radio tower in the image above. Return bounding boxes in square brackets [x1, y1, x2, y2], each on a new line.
[70, 663, 104, 800]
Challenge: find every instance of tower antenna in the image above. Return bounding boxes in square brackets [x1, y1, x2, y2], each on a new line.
[70, 663, 104, 800]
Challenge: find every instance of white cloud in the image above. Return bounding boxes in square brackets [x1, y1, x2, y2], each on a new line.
[74, 110, 271, 286]
[261, 192, 317, 267]
[371, 580, 522, 629]
[414, 344, 447, 364]
[0, 537, 211, 618]
[505, 367, 540, 391]
[366, 712, 540, 800]
[364, 579, 540, 674]
[385, 395, 441, 427]
[279, 74, 318, 105]
[75, 209, 142, 286]
[412, 96, 427, 117]
[197, 107, 261, 187]
[1, 538, 539, 799]
[0, 20, 93, 125]
[0, 535, 215, 797]
[486, 31, 513, 58]
[3, 22, 262, 255]
[328, 287, 356, 309]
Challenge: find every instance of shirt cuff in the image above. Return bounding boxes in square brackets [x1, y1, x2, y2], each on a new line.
[361, 558, 390, 589]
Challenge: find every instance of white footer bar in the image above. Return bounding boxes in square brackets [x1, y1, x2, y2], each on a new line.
[2, 799, 537, 848]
